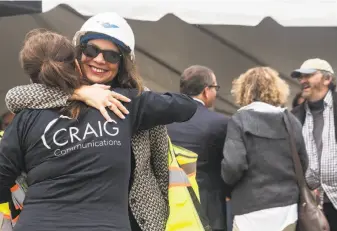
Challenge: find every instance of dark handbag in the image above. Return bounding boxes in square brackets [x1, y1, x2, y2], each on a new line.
[283, 110, 330, 231]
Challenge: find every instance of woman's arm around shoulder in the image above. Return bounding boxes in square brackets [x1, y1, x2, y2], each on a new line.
[5, 84, 131, 121]
[5, 84, 70, 113]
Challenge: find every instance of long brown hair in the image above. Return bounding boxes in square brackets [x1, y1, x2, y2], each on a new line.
[20, 29, 87, 118]
[117, 48, 144, 93]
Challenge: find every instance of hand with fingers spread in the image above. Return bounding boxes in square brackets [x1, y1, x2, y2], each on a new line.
[71, 84, 131, 121]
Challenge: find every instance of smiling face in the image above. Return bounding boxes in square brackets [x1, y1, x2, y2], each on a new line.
[80, 39, 120, 84]
[298, 71, 330, 102]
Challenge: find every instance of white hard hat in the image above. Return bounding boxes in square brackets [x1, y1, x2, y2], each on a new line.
[73, 12, 135, 55]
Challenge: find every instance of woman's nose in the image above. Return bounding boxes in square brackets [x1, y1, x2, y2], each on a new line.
[93, 52, 106, 64]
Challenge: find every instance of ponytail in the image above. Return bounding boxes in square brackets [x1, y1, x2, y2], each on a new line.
[20, 29, 87, 118]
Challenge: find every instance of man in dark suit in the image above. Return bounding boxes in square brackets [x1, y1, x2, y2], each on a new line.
[167, 65, 229, 231]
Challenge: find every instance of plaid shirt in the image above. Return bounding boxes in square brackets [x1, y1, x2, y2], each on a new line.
[303, 90, 337, 207]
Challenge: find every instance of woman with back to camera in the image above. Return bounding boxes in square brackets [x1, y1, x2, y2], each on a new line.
[221, 67, 308, 231]
[4, 12, 185, 231]
[0, 28, 197, 231]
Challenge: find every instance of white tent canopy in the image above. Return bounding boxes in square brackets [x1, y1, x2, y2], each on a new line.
[1, 1, 337, 115]
[43, 0, 337, 27]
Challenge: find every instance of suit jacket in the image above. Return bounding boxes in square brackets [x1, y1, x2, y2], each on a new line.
[167, 100, 229, 230]
[5, 84, 169, 231]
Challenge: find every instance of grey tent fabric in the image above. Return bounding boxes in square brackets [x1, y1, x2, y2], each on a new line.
[1, 4, 336, 115]
[0, 1, 41, 17]
[4, 1, 337, 27]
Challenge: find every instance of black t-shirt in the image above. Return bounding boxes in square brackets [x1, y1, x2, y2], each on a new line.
[0, 88, 197, 231]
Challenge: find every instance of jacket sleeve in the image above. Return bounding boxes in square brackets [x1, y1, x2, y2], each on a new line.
[221, 115, 248, 185]
[214, 117, 229, 168]
[290, 115, 313, 190]
[131, 91, 198, 132]
[296, 124, 309, 176]
[0, 115, 25, 204]
[5, 84, 70, 113]
[299, 135, 314, 189]
[0, 130, 11, 204]
[149, 125, 169, 201]
[289, 114, 309, 177]
[214, 117, 232, 196]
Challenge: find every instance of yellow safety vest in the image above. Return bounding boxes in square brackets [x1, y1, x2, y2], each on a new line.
[166, 137, 211, 231]
[0, 202, 12, 231]
[173, 143, 199, 200]
[0, 131, 13, 231]
[0, 131, 25, 230]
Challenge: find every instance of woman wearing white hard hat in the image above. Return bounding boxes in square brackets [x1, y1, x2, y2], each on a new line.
[4, 12, 188, 231]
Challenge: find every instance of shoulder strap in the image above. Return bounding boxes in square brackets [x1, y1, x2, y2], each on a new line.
[283, 110, 306, 187]
[186, 186, 212, 231]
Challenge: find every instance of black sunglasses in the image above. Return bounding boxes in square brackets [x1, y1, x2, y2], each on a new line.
[80, 43, 122, 64]
[208, 85, 220, 92]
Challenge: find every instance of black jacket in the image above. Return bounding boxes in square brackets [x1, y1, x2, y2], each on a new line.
[222, 103, 308, 215]
[0, 89, 197, 231]
[167, 101, 229, 230]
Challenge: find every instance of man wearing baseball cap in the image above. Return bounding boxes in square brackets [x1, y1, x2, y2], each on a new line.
[291, 58, 337, 230]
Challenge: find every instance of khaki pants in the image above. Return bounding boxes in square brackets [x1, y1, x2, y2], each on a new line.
[232, 221, 296, 231]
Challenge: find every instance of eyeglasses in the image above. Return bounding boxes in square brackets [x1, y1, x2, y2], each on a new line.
[80, 43, 122, 64]
[297, 73, 317, 80]
[208, 85, 220, 92]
